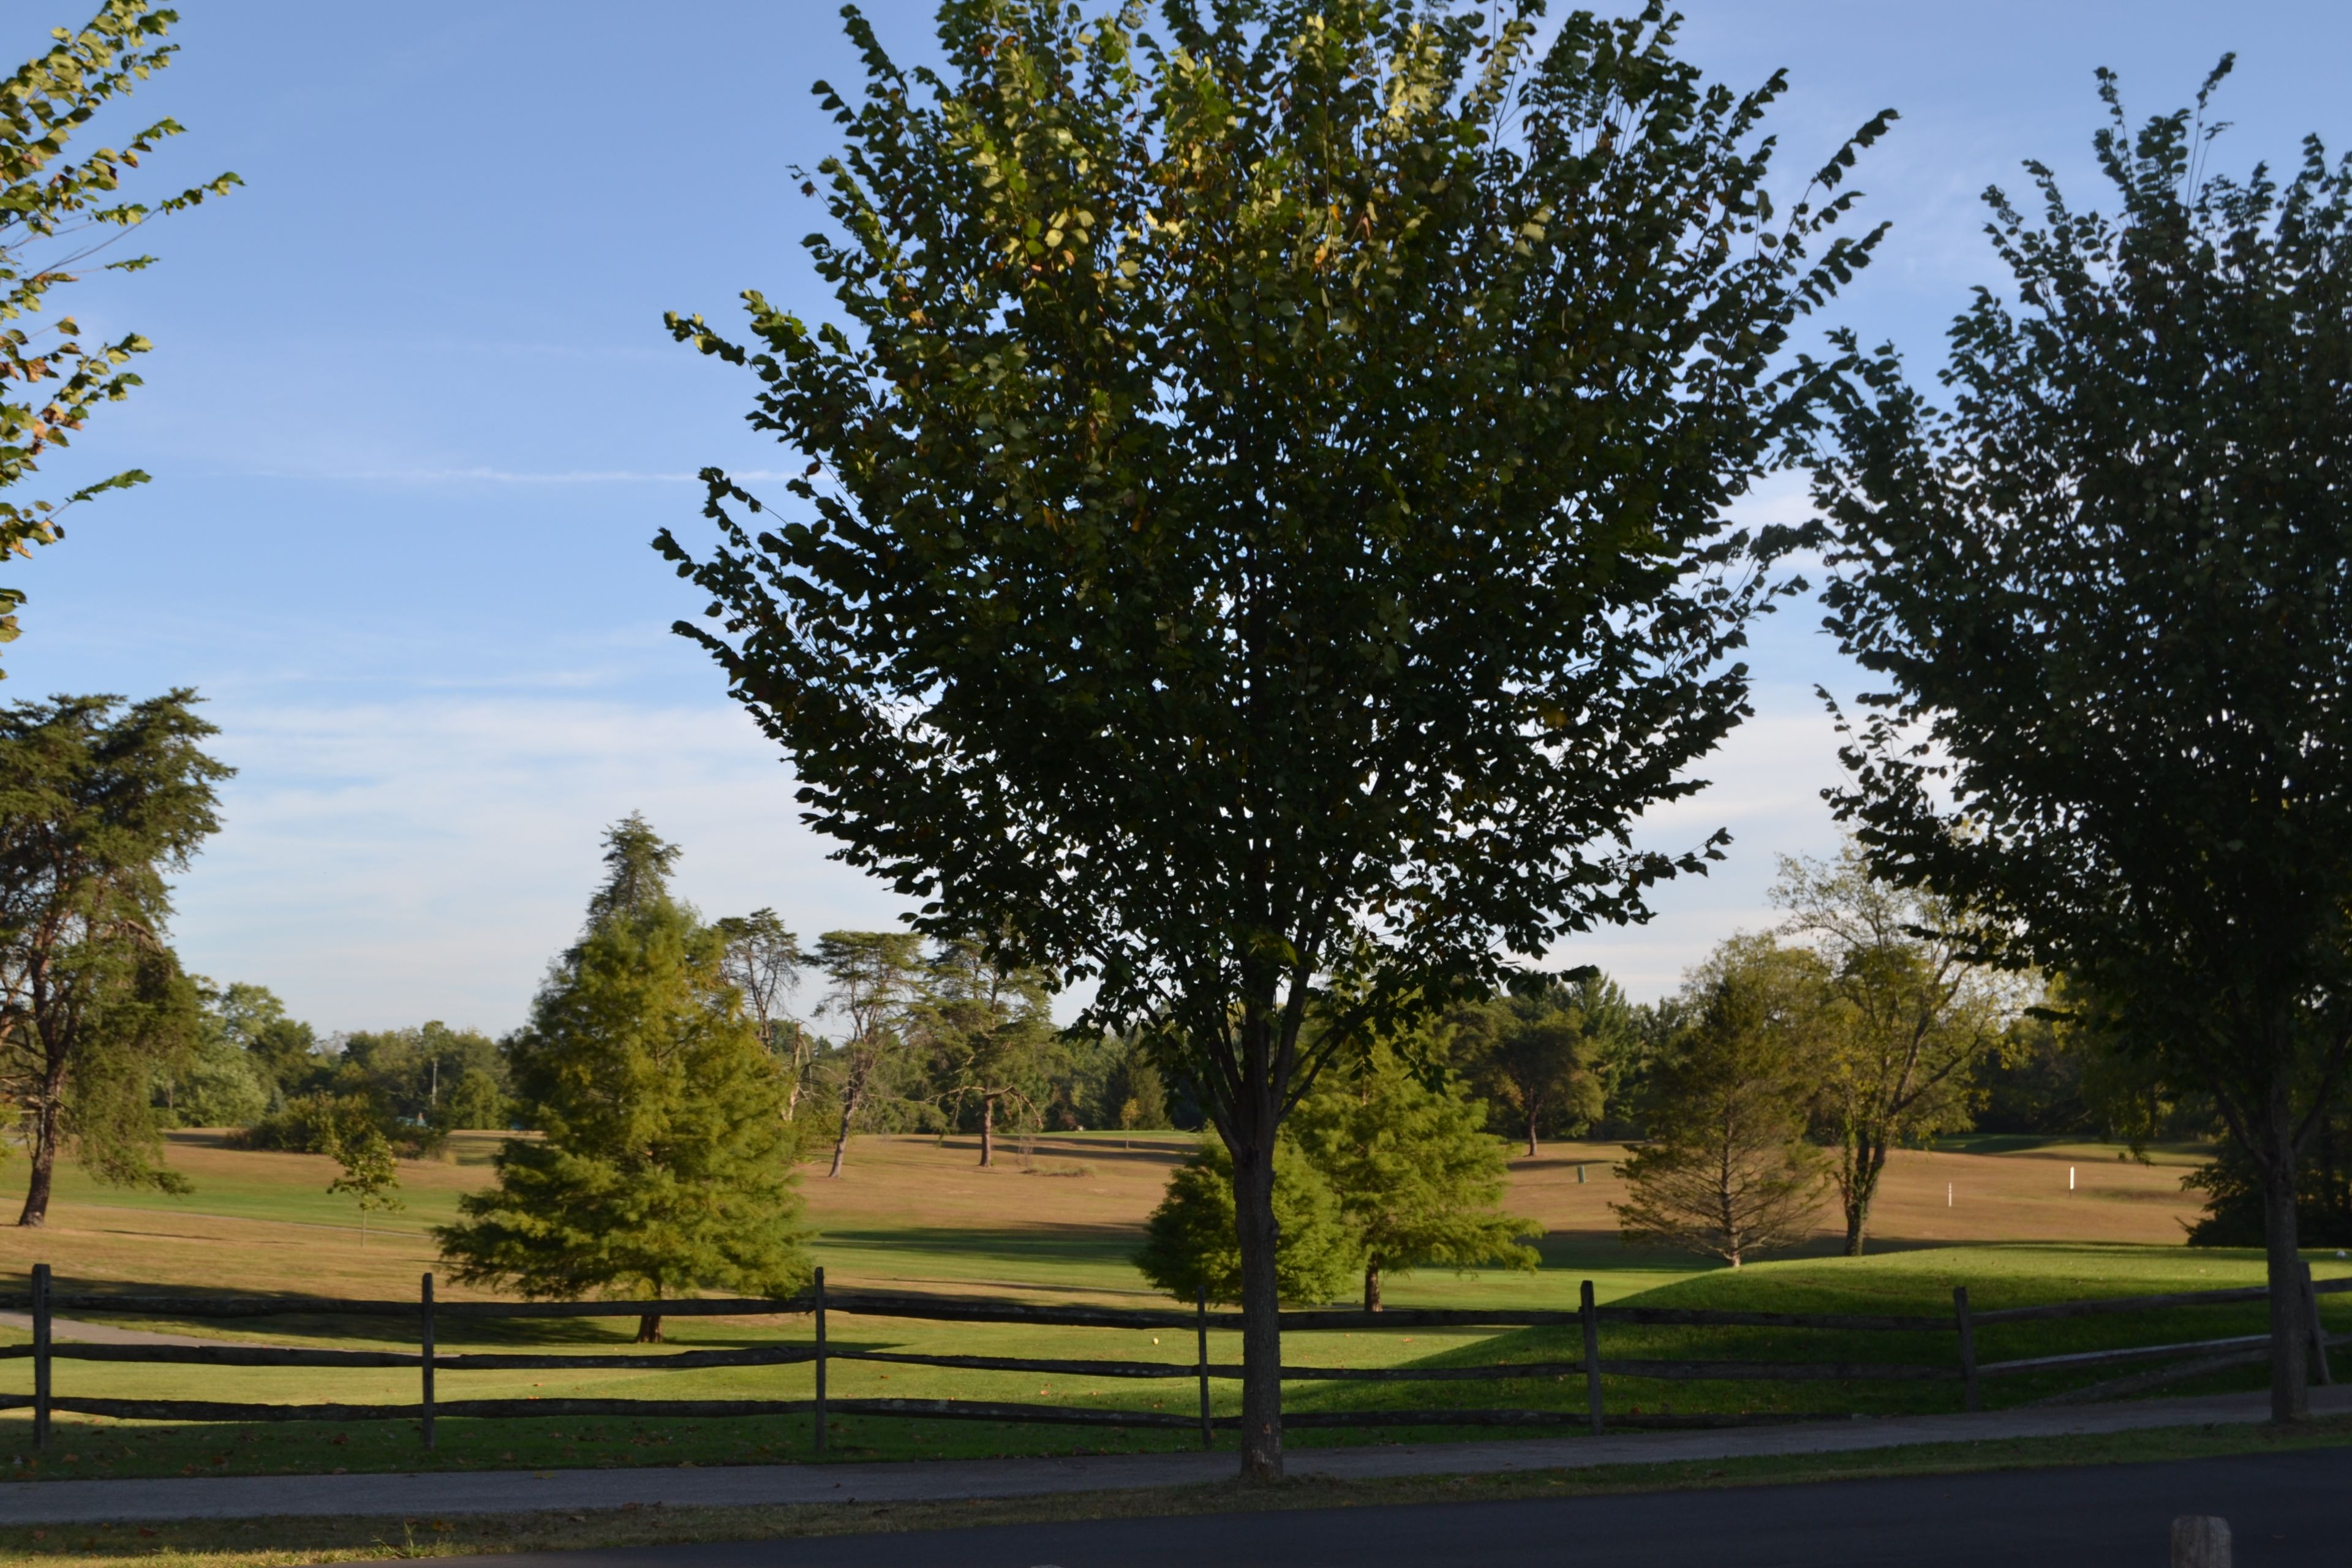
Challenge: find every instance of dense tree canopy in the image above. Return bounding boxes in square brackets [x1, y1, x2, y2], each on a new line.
[1774, 845, 2015, 1254]
[1454, 974, 1624, 1156]
[0, 689, 225, 1224]
[663, 0, 1885, 1477]
[1807, 62, 2352, 1417]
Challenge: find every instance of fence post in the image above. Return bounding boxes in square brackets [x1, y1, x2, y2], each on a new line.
[2304, 1261, 2333, 1386]
[1953, 1284, 1979, 1413]
[31, 1263, 50, 1452]
[812, 1266, 827, 1453]
[420, 1272, 436, 1450]
[1580, 1278, 1603, 1435]
[1196, 1281, 1212, 1450]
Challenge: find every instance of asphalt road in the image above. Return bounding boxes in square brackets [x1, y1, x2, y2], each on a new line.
[427, 1448, 2352, 1568]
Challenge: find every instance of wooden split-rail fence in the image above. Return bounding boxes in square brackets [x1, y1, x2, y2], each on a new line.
[4, 1264, 2343, 1453]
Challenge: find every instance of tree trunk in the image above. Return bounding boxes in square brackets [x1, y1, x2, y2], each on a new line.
[1843, 1135, 1888, 1257]
[784, 1023, 805, 1121]
[1525, 1092, 1543, 1159]
[1363, 1258, 1382, 1312]
[2257, 1101, 2311, 1422]
[979, 1094, 995, 1167]
[1229, 1125, 1284, 1482]
[635, 1314, 663, 1344]
[828, 1103, 852, 1178]
[15, 1068, 64, 1227]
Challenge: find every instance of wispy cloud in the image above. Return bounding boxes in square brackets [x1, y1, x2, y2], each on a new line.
[172, 693, 908, 1036]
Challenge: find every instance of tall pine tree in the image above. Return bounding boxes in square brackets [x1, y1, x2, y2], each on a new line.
[437, 816, 810, 1340]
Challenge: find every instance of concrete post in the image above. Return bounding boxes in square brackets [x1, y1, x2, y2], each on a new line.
[2170, 1514, 2230, 1567]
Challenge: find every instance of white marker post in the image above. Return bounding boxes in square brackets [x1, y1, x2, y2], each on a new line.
[2070, 1166, 2076, 1191]
[1947, 1182, 1953, 1208]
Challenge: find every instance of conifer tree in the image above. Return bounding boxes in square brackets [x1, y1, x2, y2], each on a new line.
[1291, 1039, 1540, 1311]
[924, 938, 1055, 1166]
[1613, 937, 1828, 1266]
[1, 690, 224, 1224]
[436, 816, 810, 1340]
[810, 930, 922, 1177]
[1134, 1136, 1356, 1308]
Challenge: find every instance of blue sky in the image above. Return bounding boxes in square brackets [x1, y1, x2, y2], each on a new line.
[7, 1, 2348, 1034]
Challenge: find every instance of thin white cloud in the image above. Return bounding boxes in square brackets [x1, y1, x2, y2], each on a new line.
[1550, 695, 1852, 999]
[171, 694, 910, 1036]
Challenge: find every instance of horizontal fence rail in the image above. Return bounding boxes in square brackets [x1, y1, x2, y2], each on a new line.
[5, 1262, 2343, 1452]
[6, 1275, 2341, 1326]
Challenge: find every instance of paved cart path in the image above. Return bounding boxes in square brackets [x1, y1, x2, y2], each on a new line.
[1, 1385, 2346, 1524]
[0, 1313, 246, 1349]
[417, 1448, 2352, 1568]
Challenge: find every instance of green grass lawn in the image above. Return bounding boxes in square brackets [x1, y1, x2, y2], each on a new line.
[5, 1241, 2344, 1480]
[2, 1131, 2334, 1480]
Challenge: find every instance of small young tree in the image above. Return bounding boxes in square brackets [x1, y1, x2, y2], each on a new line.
[1807, 64, 2352, 1417]
[0, 691, 225, 1224]
[1290, 1039, 1540, 1310]
[1614, 937, 1829, 1267]
[1458, 976, 1626, 1156]
[1775, 845, 2016, 1254]
[321, 1097, 402, 1246]
[0, 2, 239, 671]
[924, 939, 1055, 1166]
[810, 930, 922, 1177]
[437, 816, 810, 1340]
[1134, 1136, 1357, 1308]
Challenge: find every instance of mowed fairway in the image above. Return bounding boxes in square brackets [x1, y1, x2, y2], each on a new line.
[0, 1127, 2218, 1305]
[4, 1128, 2342, 1481]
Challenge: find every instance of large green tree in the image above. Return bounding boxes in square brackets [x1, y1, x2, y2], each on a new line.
[436, 817, 811, 1340]
[158, 981, 268, 1128]
[0, 2, 238, 668]
[1455, 974, 1624, 1156]
[716, 908, 811, 1116]
[202, 981, 321, 1104]
[1807, 63, 2352, 1418]
[1289, 1036, 1539, 1310]
[922, 938, 1057, 1166]
[810, 929, 924, 1176]
[1774, 845, 2015, 1254]
[0, 690, 225, 1224]
[662, 0, 1885, 1476]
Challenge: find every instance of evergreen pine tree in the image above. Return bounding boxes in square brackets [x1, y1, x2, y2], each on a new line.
[1134, 1136, 1357, 1308]
[1291, 1040, 1541, 1311]
[436, 815, 810, 1340]
[1612, 937, 1829, 1267]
